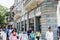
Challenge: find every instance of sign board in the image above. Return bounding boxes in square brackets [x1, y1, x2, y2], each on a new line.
[36, 12, 41, 16]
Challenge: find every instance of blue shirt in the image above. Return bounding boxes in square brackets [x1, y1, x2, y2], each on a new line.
[30, 33, 35, 38]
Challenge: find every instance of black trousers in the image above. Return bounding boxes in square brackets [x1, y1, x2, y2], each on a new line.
[36, 37, 40, 40]
[7, 34, 9, 40]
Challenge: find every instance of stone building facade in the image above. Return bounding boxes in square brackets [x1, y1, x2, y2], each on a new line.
[10, 0, 60, 40]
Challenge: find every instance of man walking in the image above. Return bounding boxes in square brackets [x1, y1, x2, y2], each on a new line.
[45, 27, 53, 40]
[19, 28, 28, 40]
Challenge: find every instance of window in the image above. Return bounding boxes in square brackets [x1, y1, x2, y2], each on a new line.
[12, 12, 15, 17]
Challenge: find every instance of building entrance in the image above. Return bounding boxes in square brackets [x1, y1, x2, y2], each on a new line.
[36, 16, 41, 31]
[21, 21, 24, 28]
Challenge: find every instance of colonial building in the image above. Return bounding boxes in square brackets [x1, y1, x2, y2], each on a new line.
[10, 0, 60, 40]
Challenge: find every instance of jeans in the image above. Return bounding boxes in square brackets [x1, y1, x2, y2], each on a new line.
[30, 38, 34, 40]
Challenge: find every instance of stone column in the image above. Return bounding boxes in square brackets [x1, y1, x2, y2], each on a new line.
[34, 9, 36, 32]
[57, 1, 60, 26]
[20, 17, 22, 31]
[27, 13, 29, 30]
[34, 17, 36, 31]
[24, 15, 25, 30]
[14, 21, 17, 28]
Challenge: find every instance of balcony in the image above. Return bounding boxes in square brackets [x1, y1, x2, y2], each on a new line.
[14, 13, 21, 20]
[23, 0, 44, 12]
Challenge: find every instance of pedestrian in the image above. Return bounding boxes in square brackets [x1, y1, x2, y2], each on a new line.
[19, 28, 28, 40]
[29, 30, 35, 40]
[45, 27, 53, 40]
[7, 25, 13, 40]
[16, 29, 19, 39]
[0, 28, 6, 40]
[35, 30, 41, 40]
[9, 28, 18, 40]
[57, 26, 60, 40]
[27, 27, 32, 36]
[2, 27, 8, 40]
[8, 27, 13, 36]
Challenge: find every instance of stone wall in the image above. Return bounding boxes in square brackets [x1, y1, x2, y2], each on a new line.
[40, 1, 58, 40]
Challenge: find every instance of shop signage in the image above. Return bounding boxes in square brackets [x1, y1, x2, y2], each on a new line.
[36, 12, 41, 16]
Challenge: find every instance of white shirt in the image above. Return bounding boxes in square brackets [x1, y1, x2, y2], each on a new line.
[8, 29, 13, 36]
[19, 32, 28, 40]
[0, 31, 6, 40]
[46, 31, 53, 40]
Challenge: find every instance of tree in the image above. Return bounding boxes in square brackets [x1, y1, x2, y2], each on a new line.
[0, 5, 8, 28]
[5, 12, 10, 16]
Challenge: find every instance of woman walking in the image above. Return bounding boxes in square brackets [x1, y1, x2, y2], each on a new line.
[29, 30, 35, 40]
[35, 30, 41, 40]
[9, 28, 18, 40]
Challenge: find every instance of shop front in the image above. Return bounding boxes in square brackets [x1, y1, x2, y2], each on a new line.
[17, 19, 20, 31]
[29, 18, 34, 30]
[29, 10, 34, 30]
[21, 16, 25, 29]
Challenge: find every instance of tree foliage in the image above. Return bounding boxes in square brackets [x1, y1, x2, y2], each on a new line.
[0, 5, 8, 27]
